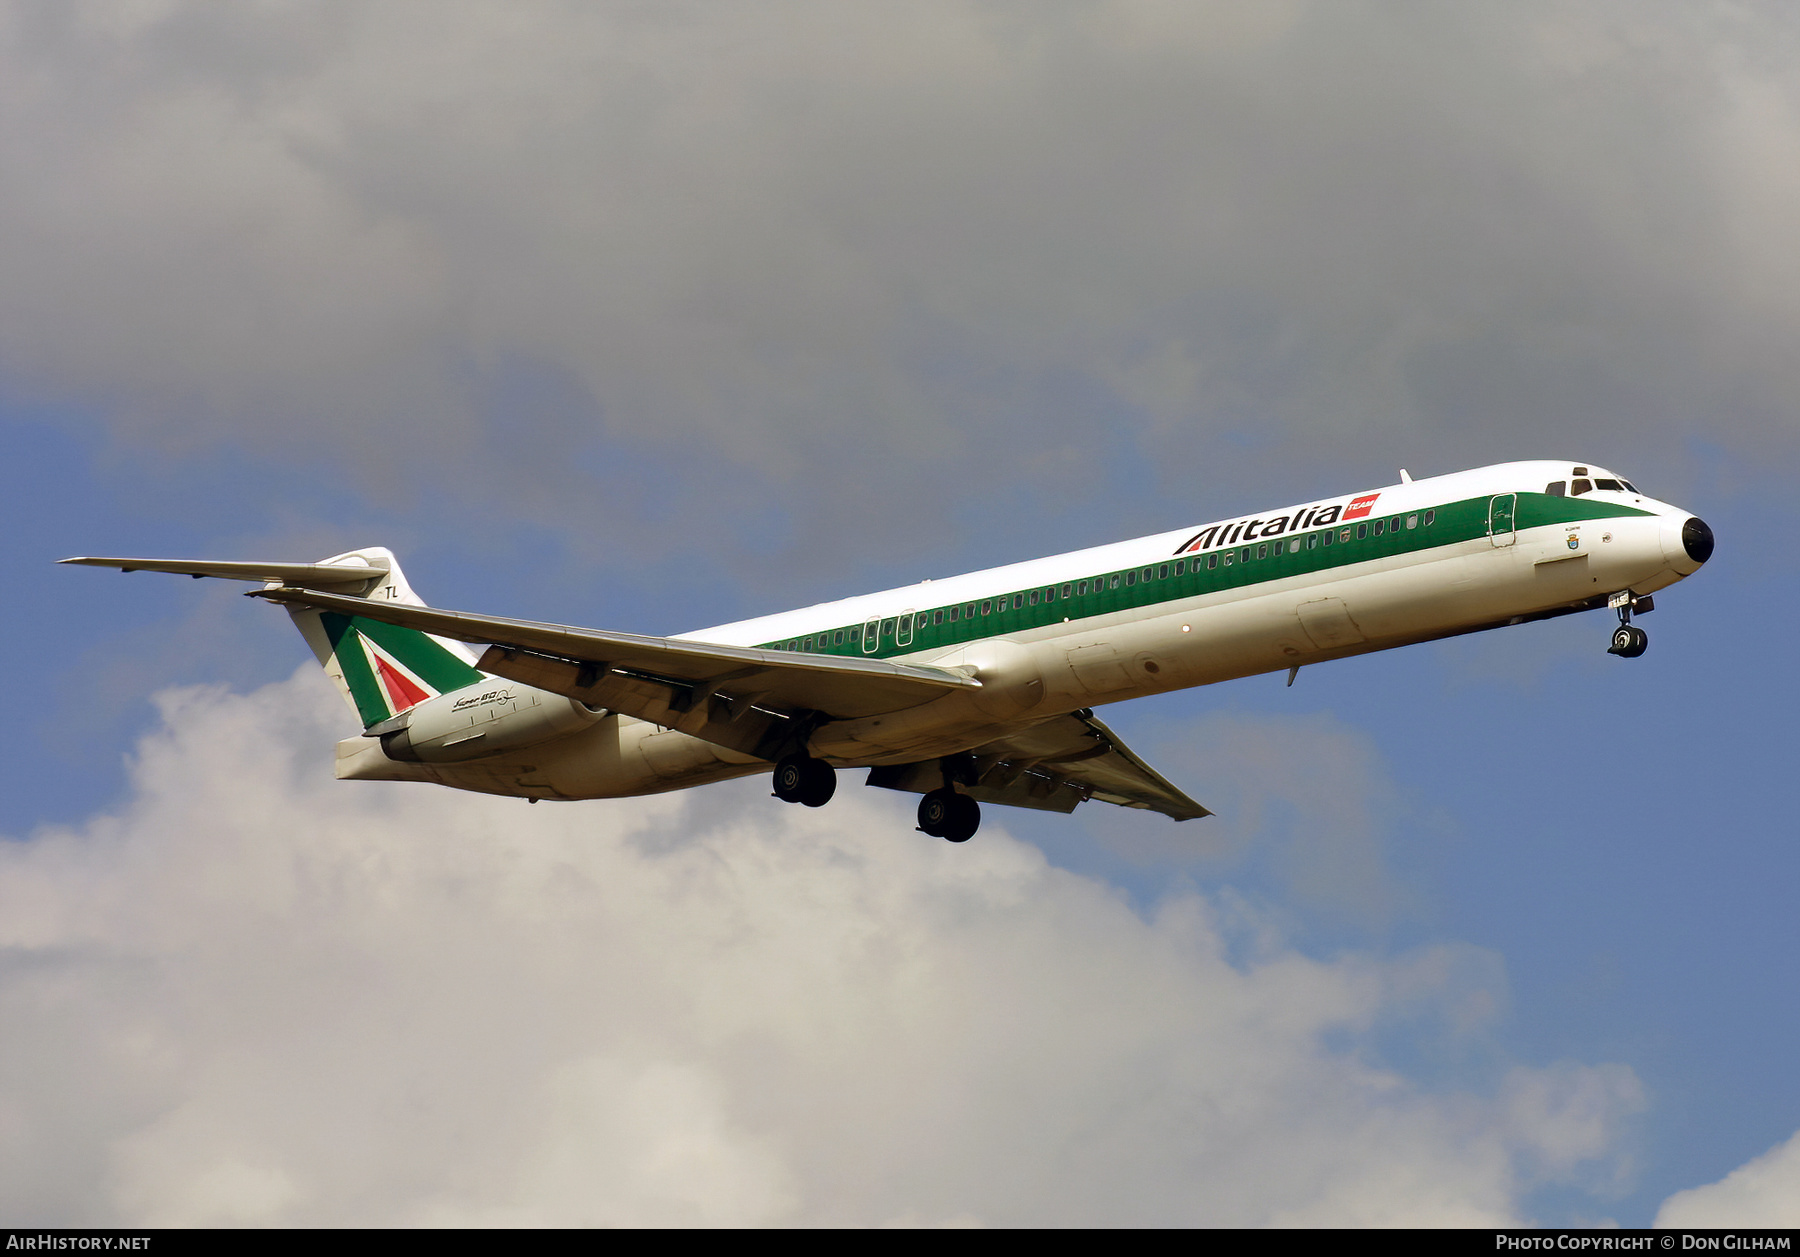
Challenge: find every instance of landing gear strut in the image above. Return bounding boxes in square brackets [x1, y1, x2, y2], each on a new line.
[772, 754, 837, 807]
[1607, 592, 1650, 659]
[917, 788, 980, 843]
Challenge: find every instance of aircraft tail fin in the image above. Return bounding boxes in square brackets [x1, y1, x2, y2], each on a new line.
[280, 548, 486, 729]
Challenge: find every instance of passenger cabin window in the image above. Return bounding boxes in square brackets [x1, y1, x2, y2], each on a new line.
[1013, 594, 1024, 609]
[1222, 551, 1233, 566]
[1110, 574, 1121, 588]
[1125, 571, 1136, 586]
[1158, 564, 1169, 579]
[1206, 554, 1218, 569]
[880, 619, 895, 637]
[1390, 517, 1401, 532]
[1356, 524, 1368, 539]
[1572, 479, 1593, 496]
[1256, 543, 1268, 559]
[1290, 539, 1301, 554]
[1174, 561, 1185, 576]
[1406, 514, 1418, 528]
[947, 607, 958, 622]
[1340, 527, 1352, 542]
[1029, 589, 1040, 605]
[1372, 520, 1384, 536]
[1321, 530, 1333, 547]
[1424, 510, 1436, 525]
[1545, 481, 1566, 496]
[933, 610, 944, 625]
[1062, 583, 1073, 598]
[1307, 534, 1318, 549]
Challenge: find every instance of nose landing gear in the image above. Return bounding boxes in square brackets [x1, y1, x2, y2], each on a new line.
[1606, 591, 1651, 658]
[772, 754, 837, 807]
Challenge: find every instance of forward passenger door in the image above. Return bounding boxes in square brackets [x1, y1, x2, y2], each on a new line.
[1489, 494, 1517, 547]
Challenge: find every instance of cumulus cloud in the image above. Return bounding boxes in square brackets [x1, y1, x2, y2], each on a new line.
[3, 1, 1798, 560]
[0, 670, 1646, 1225]
[1655, 1129, 1800, 1228]
[1082, 710, 1413, 926]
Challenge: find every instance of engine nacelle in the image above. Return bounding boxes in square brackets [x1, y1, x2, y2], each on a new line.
[378, 683, 603, 763]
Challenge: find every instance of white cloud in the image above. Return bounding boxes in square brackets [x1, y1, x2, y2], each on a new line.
[1655, 1128, 1800, 1228]
[0, 669, 1644, 1225]
[1083, 710, 1411, 926]
[3, 1, 1799, 549]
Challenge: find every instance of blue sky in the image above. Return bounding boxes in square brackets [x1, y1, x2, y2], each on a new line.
[2, 1, 1797, 1226]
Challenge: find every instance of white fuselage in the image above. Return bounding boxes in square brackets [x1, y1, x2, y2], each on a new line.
[350, 460, 1706, 801]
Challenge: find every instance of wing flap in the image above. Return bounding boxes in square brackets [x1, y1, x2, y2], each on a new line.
[970, 710, 1210, 820]
[868, 711, 1209, 821]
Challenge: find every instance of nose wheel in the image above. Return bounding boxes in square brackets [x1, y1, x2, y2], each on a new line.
[1609, 624, 1648, 657]
[1606, 594, 1650, 658]
[917, 788, 981, 843]
[772, 754, 837, 807]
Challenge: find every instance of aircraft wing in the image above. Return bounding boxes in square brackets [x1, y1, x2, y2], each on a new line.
[869, 710, 1210, 821]
[251, 586, 980, 760]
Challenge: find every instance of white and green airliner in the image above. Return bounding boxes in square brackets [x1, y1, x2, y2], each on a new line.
[65, 460, 1712, 842]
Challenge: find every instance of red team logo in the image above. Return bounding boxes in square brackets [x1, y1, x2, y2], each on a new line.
[1343, 493, 1381, 520]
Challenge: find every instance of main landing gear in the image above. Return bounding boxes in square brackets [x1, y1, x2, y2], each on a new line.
[772, 754, 837, 808]
[917, 788, 981, 844]
[771, 752, 982, 843]
[1606, 591, 1652, 659]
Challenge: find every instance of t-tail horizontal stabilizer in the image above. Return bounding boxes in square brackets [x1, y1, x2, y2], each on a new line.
[58, 556, 389, 590]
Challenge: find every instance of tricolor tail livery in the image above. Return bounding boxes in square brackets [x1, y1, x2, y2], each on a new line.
[283, 548, 484, 729]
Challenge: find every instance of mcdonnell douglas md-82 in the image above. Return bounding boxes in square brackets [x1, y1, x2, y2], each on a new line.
[65, 460, 1712, 843]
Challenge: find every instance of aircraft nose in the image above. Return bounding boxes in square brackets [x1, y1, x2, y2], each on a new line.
[1682, 517, 1715, 565]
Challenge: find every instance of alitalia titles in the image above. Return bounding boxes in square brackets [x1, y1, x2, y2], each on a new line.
[1173, 493, 1382, 557]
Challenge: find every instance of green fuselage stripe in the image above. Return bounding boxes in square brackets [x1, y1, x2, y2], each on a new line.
[757, 492, 1652, 659]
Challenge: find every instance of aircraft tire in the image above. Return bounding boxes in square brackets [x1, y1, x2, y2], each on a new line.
[942, 794, 980, 844]
[917, 788, 954, 837]
[773, 755, 810, 803]
[1609, 625, 1649, 658]
[798, 757, 837, 808]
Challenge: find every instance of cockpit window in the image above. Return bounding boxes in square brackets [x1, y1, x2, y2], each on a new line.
[1622, 480, 1638, 492]
[1571, 478, 1593, 496]
[1545, 481, 1566, 496]
[1595, 478, 1622, 491]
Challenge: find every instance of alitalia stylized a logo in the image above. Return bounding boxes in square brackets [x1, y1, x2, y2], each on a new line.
[319, 612, 484, 728]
